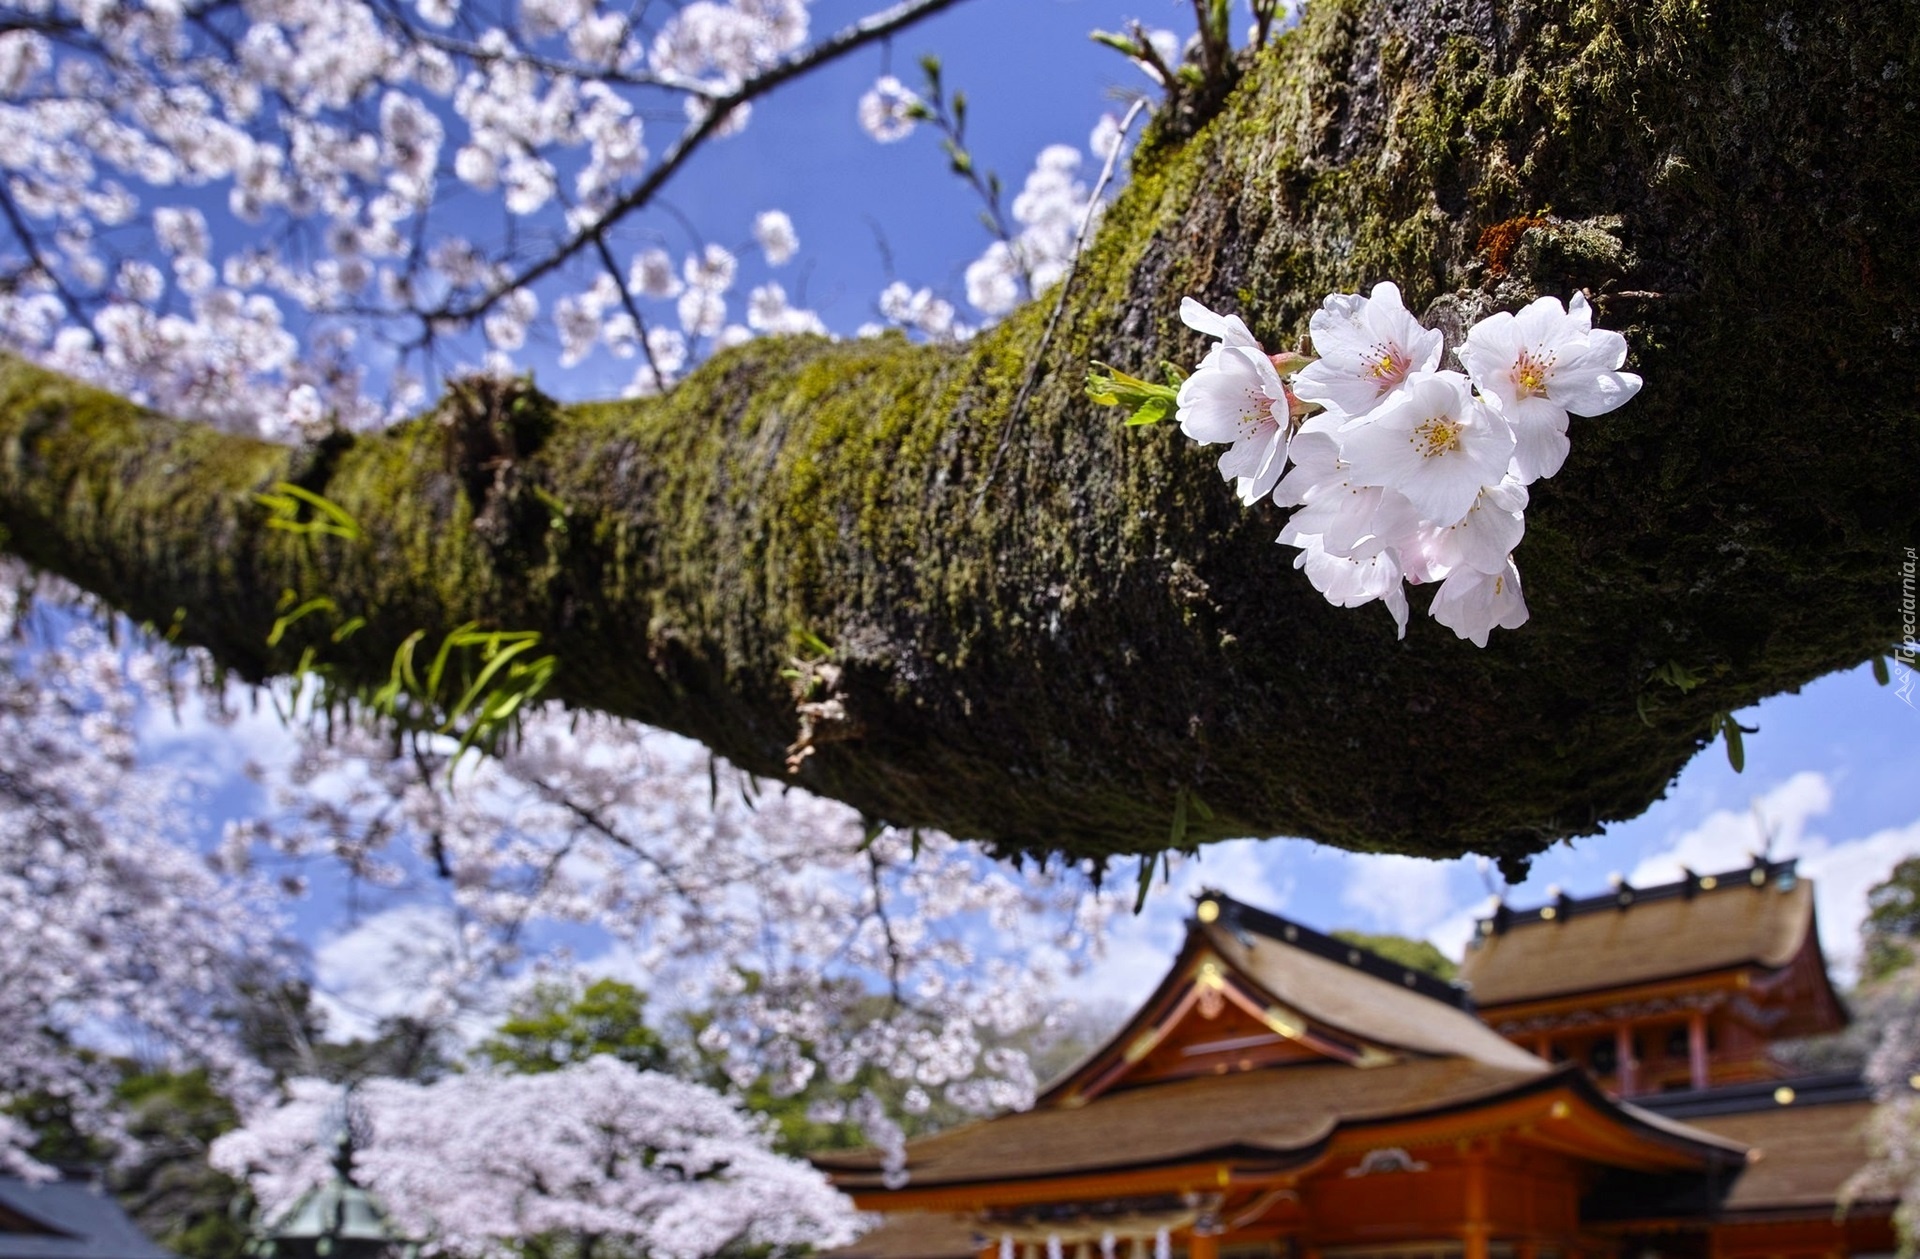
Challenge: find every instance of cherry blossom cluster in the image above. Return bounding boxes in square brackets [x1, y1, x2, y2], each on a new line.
[0, 0, 917, 433]
[0, 564, 1122, 1179]
[0, 569, 277, 1177]
[1174, 283, 1641, 646]
[226, 690, 1119, 1173]
[210, 1061, 859, 1259]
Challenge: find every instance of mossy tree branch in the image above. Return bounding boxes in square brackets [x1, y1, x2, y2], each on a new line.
[2, 0, 1915, 873]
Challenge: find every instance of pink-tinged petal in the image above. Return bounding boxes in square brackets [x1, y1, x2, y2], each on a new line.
[1364, 281, 1444, 374]
[1551, 366, 1641, 418]
[1305, 292, 1370, 359]
[1181, 296, 1228, 334]
[1458, 312, 1522, 405]
[1177, 345, 1283, 444]
[1336, 488, 1423, 561]
[1569, 326, 1630, 372]
[1430, 559, 1528, 648]
[1508, 410, 1572, 482]
[1548, 331, 1639, 416]
[1272, 430, 1342, 505]
[1293, 358, 1397, 417]
[1299, 285, 1437, 417]
[1289, 534, 1404, 618]
[1236, 426, 1292, 505]
[1341, 374, 1513, 523]
[1383, 579, 1411, 639]
[1435, 481, 1527, 573]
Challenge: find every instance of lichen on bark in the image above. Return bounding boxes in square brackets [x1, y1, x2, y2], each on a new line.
[2, 0, 1915, 874]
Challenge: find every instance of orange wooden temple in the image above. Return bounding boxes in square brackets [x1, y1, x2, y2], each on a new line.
[817, 858, 1901, 1259]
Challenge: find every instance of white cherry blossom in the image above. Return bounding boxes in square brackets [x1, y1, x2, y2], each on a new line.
[1337, 370, 1516, 526]
[1291, 281, 1443, 419]
[858, 74, 922, 142]
[1174, 299, 1292, 505]
[1428, 476, 1529, 576]
[1291, 536, 1411, 638]
[212, 1061, 860, 1259]
[753, 210, 799, 266]
[1429, 557, 1530, 647]
[1458, 292, 1643, 482]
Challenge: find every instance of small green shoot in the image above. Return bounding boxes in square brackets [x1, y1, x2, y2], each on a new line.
[255, 482, 362, 542]
[1087, 362, 1185, 426]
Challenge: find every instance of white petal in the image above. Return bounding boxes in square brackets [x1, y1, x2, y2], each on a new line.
[1430, 559, 1528, 647]
[1180, 296, 1260, 348]
[1458, 312, 1521, 405]
[1507, 409, 1572, 482]
[1568, 291, 1594, 330]
[1548, 332, 1640, 416]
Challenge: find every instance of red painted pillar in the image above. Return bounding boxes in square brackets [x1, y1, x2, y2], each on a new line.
[1689, 1011, 1711, 1090]
[1615, 1024, 1637, 1097]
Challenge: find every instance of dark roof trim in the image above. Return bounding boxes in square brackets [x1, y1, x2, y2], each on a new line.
[1475, 859, 1800, 935]
[828, 1062, 1746, 1192]
[1197, 891, 1475, 1011]
[1626, 1071, 1875, 1119]
[829, 1139, 1328, 1191]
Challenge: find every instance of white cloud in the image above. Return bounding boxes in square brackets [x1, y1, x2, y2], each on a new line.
[1176, 838, 1297, 912]
[1629, 771, 1834, 885]
[1800, 818, 1920, 979]
[1624, 770, 1920, 981]
[312, 903, 467, 1041]
[1427, 899, 1487, 964]
[1072, 920, 1186, 1010]
[1339, 853, 1460, 937]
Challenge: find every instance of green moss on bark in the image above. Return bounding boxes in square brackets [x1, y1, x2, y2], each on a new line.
[2, 0, 1915, 871]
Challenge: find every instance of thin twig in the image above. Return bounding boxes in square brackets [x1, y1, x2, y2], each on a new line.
[0, 180, 101, 351]
[866, 847, 908, 1005]
[974, 96, 1149, 508]
[427, 0, 972, 328]
[529, 774, 705, 902]
[589, 233, 669, 393]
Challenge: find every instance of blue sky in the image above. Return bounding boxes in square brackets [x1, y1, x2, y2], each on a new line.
[126, 0, 1920, 1034]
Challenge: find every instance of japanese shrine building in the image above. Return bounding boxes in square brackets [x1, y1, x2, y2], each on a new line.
[818, 858, 1900, 1259]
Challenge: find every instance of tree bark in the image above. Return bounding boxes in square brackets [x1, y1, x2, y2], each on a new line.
[3, 0, 1916, 873]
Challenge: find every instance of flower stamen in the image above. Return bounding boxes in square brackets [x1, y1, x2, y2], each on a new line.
[1511, 349, 1555, 399]
[1413, 416, 1461, 458]
[1367, 343, 1412, 392]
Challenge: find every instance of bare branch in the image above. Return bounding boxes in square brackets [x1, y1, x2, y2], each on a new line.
[428, 0, 973, 326]
[0, 181, 100, 352]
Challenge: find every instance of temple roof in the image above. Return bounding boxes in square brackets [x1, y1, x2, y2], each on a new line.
[1458, 859, 1823, 1008]
[1197, 905, 1540, 1072]
[822, 1057, 1552, 1190]
[1686, 1096, 1881, 1214]
[0, 1178, 173, 1259]
[1031, 895, 1542, 1109]
[822, 1049, 1745, 1199]
[823, 1213, 973, 1259]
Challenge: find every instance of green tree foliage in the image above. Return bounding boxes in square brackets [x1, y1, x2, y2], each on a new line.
[1332, 930, 1459, 982]
[475, 980, 669, 1076]
[111, 1071, 249, 1259]
[1864, 857, 1920, 986]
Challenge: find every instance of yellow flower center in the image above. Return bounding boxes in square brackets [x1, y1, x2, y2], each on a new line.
[1512, 349, 1555, 399]
[1413, 416, 1461, 458]
[1367, 343, 1411, 392]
